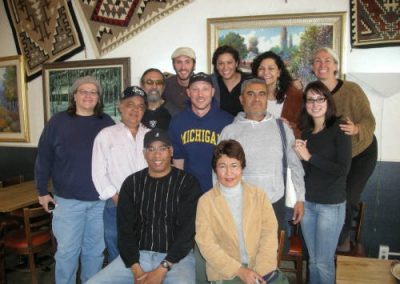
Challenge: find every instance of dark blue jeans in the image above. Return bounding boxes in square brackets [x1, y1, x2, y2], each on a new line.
[104, 198, 119, 262]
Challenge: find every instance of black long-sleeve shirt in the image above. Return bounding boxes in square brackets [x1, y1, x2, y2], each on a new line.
[302, 121, 352, 204]
[117, 167, 202, 268]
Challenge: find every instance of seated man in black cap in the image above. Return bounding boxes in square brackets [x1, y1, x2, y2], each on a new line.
[87, 128, 202, 284]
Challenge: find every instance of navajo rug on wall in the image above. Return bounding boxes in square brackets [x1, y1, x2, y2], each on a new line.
[75, 0, 192, 56]
[350, 0, 400, 48]
[4, 0, 85, 81]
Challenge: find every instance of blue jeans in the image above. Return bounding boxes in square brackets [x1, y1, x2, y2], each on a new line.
[86, 250, 195, 284]
[104, 198, 119, 262]
[52, 196, 105, 284]
[301, 201, 345, 284]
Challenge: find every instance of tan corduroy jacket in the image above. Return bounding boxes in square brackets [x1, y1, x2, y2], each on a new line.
[195, 181, 278, 281]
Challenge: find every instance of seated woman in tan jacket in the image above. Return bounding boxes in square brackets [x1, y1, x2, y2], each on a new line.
[195, 139, 288, 284]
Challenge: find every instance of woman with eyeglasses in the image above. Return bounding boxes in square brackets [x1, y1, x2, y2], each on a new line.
[312, 47, 377, 252]
[195, 139, 288, 284]
[294, 81, 352, 284]
[35, 76, 115, 283]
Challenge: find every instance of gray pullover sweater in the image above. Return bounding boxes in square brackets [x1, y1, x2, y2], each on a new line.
[219, 112, 305, 203]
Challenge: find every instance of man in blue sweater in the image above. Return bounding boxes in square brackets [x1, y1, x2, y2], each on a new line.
[168, 72, 233, 193]
[35, 76, 114, 284]
[168, 72, 233, 283]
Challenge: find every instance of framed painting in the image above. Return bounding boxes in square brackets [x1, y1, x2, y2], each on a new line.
[208, 12, 346, 86]
[42, 58, 131, 122]
[0, 55, 29, 142]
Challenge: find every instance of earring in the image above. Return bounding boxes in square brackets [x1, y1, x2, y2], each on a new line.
[276, 78, 280, 92]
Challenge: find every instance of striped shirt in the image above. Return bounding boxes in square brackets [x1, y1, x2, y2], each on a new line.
[118, 167, 201, 267]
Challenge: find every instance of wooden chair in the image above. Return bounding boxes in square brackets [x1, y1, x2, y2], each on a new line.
[336, 202, 366, 257]
[0, 240, 5, 284]
[0, 175, 24, 188]
[277, 230, 285, 265]
[0, 174, 26, 241]
[0, 216, 20, 284]
[280, 224, 303, 284]
[3, 206, 54, 284]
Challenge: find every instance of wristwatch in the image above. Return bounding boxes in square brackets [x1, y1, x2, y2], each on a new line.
[160, 260, 171, 271]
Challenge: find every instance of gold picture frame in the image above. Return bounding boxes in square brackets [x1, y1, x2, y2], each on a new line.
[208, 12, 346, 86]
[0, 55, 29, 142]
[42, 58, 131, 122]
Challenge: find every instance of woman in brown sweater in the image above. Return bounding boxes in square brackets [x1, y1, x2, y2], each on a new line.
[312, 47, 377, 251]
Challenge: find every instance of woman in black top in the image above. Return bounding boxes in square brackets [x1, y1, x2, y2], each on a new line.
[211, 45, 252, 116]
[294, 81, 351, 284]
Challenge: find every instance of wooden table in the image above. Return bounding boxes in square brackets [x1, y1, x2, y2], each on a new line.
[336, 255, 398, 284]
[0, 181, 40, 213]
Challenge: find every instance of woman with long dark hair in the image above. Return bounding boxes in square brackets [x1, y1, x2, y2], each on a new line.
[211, 45, 252, 116]
[294, 81, 352, 284]
[251, 51, 303, 137]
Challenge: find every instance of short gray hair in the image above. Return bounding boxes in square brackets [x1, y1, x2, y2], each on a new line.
[240, 78, 266, 95]
[69, 76, 102, 96]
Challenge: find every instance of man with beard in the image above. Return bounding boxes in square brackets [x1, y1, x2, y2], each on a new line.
[163, 47, 196, 115]
[92, 86, 150, 262]
[140, 68, 176, 130]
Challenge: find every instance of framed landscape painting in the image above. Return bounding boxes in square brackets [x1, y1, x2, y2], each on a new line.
[208, 12, 346, 86]
[0, 55, 29, 142]
[42, 58, 131, 122]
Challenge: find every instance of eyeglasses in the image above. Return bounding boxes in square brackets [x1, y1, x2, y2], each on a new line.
[144, 79, 164, 86]
[77, 89, 98, 96]
[306, 97, 326, 104]
[145, 145, 170, 153]
[216, 163, 241, 171]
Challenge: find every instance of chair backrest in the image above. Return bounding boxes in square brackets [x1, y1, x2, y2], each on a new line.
[0, 175, 24, 188]
[277, 230, 285, 265]
[22, 206, 52, 247]
[354, 202, 366, 242]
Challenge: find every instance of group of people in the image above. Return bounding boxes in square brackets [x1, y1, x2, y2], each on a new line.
[34, 45, 376, 284]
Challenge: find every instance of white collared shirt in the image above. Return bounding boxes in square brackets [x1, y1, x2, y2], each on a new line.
[92, 122, 150, 200]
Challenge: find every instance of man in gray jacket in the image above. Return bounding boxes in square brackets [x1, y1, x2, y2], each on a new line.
[219, 78, 305, 229]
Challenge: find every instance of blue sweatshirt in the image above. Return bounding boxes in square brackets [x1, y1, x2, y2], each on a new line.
[168, 100, 233, 192]
[35, 111, 114, 201]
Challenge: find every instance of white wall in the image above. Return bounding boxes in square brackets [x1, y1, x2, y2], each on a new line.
[1, 0, 399, 160]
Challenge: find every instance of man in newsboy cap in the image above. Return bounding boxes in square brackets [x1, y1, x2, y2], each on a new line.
[162, 47, 197, 114]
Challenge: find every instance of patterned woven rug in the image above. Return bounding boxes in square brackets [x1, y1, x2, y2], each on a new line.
[75, 0, 192, 56]
[4, 0, 84, 81]
[350, 0, 400, 48]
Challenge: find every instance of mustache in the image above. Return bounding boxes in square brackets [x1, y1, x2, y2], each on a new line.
[147, 89, 161, 102]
